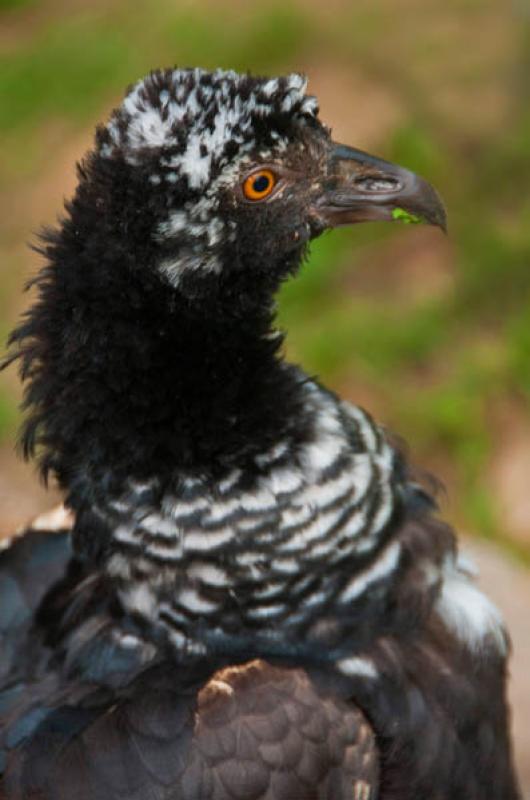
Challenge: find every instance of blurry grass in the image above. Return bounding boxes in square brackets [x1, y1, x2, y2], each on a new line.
[1, 0, 529, 557]
[508, 301, 530, 399]
[0, 0, 34, 10]
[0, 21, 130, 134]
[0, 386, 18, 442]
[282, 295, 448, 379]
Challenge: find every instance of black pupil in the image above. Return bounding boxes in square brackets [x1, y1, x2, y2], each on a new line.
[252, 174, 270, 193]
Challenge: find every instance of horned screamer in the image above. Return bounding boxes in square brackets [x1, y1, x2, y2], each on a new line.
[0, 68, 520, 799]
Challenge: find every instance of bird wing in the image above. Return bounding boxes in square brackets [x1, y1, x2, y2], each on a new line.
[0, 512, 379, 800]
[0, 508, 73, 684]
[1, 657, 379, 800]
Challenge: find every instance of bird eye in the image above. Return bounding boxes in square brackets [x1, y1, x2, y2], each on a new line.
[242, 169, 277, 201]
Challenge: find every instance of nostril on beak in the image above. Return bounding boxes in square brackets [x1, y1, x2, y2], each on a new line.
[353, 175, 402, 193]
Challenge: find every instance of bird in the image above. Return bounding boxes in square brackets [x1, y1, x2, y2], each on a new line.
[0, 67, 521, 800]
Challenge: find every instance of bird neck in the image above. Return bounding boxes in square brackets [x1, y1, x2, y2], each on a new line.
[11, 245, 305, 502]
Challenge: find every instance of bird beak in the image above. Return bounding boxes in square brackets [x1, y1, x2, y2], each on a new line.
[311, 142, 447, 232]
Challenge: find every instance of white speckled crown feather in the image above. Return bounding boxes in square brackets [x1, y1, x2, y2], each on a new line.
[99, 68, 319, 190]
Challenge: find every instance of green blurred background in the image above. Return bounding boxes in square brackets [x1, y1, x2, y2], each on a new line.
[3, 0, 530, 555]
[0, 0, 530, 786]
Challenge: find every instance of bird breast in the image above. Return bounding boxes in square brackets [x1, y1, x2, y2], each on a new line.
[100, 380, 401, 656]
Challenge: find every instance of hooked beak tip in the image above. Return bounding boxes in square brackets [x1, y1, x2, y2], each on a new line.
[313, 142, 447, 234]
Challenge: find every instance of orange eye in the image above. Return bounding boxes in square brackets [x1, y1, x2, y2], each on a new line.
[242, 169, 277, 201]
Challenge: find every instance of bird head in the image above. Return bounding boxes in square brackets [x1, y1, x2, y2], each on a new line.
[6, 67, 447, 484]
[90, 67, 445, 313]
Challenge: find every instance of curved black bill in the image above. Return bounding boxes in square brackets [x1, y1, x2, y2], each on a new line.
[312, 143, 447, 232]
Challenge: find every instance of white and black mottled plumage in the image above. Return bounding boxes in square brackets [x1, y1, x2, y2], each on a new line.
[0, 68, 520, 799]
